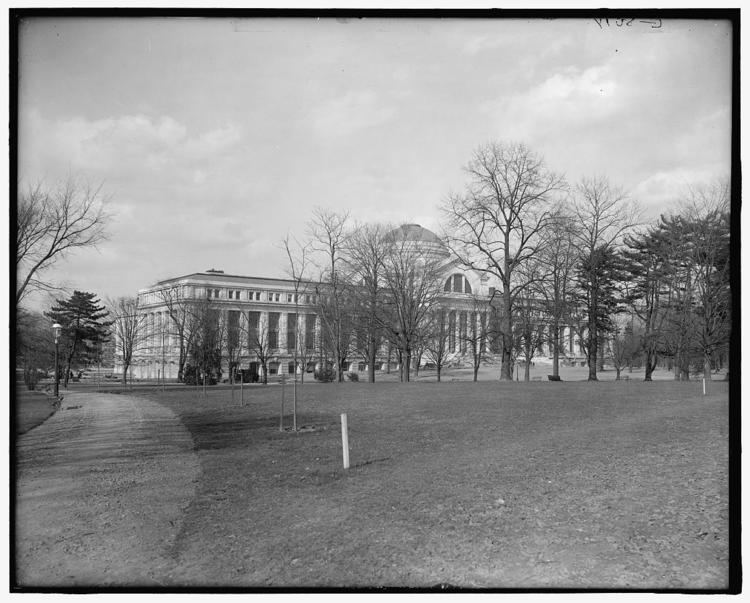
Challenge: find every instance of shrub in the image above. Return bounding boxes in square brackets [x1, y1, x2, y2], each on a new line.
[346, 372, 359, 382]
[314, 367, 336, 382]
[183, 365, 217, 386]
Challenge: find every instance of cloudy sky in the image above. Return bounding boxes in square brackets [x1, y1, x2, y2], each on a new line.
[17, 15, 733, 309]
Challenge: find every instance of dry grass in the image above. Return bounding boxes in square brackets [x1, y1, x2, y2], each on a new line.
[138, 379, 730, 589]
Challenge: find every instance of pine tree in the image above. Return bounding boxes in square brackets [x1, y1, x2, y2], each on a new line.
[45, 291, 112, 388]
[574, 245, 629, 380]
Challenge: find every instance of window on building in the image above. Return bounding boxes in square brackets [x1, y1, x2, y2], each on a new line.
[228, 310, 240, 349]
[459, 311, 468, 354]
[445, 274, 472, 294]
[268, 312, 280, 349]
[288, 361, 296, 375]
[214, 289, 220, 298]
[305, 314, 316, 350]
[287, 313, 297, 351]
[228, 290, 233, 299]
[247, 311, 260, 346]
[453, 274, 462, 293]
[305, 295, 311, 304]
[449, 310, 456, 353]
[255, 291, 261, 301]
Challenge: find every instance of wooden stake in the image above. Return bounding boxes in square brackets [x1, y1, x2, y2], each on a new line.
[341, 413, 350, 469]
[703, 378, 706, 396]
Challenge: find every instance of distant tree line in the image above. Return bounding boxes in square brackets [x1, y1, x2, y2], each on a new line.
[15, 144, 731, 389]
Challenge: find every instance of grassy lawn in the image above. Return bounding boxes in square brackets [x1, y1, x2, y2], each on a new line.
[14, 386, 59, 435]
[131, 379, 729, 589]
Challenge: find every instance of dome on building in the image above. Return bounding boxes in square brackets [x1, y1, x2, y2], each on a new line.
[392, 223, 443, 244]
[386, 224, 450, 257]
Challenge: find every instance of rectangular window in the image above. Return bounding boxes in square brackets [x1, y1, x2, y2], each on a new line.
[207, 289, 212, 298]
[228, 310, 240, 349]
[449, 311, 456, 353]
[268, 312, 280, 349]
[228, 290, 233, 300]
[305, 295, 311, 304]
[305, 314, 316, 350]
[275, 293, 280, 302]
[214, 289, 220, 298]
[459, 312, 467, 354]
[287, 313, 297, 351]
[287, 293, 293, 303]
[255, 291, 261, 301]
[453, 274, 462, 293]
[247, 311, 260, 346]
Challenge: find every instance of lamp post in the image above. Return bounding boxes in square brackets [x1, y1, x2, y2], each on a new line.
[52, 323, 62, 398]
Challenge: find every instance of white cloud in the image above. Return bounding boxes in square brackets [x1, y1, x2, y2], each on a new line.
[308, 89, 397, 138]
[19, 110, 242, 188]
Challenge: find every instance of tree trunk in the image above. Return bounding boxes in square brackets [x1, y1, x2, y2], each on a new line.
[587, 321, 598, 381]
[551, 323, 560, 379]
[368, 337, 376, 383]
[524, 359, 531, 382]
[473, 363, 479, 382]
[437, 365, 441, 382]
[500, 328, 513, 380]
[644, 348, 656, 382]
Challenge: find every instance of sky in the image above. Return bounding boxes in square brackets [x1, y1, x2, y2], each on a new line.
[16, 15, 733, 310]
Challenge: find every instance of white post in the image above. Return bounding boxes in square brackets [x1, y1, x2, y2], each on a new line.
[341, 413, 350, 469]
[703, 378, 706, 396]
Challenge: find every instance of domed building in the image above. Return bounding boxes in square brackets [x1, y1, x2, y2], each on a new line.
[120, 223, 585, 382]
[385, 223, 451, 258]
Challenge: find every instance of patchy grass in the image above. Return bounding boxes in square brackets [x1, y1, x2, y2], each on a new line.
[131, 379, 730, 589]
[14, 387, 59, 435]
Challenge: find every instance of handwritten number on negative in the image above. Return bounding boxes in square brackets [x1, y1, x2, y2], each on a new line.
[594, 18, 662, 29]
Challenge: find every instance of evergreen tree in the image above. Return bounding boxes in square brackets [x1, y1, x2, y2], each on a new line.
[623, 226, 671, 381]
[45, 290, 112, 388]
[574, 245, 629, 380]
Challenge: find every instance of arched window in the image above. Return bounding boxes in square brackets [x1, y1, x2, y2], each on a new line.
[444, 274, 473, 294]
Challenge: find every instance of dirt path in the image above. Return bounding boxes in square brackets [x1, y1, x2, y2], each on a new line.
[14, 392, 201, 587]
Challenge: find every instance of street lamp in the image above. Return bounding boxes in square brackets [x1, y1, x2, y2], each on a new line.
[52, 323, 62, 398]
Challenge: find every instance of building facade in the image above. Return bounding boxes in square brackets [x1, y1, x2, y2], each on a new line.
[121, 225, 585, 381]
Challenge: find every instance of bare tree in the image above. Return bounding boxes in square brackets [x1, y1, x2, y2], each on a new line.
[607, 314, 639, 380]
[343, 222, 391, 382]
[309, 208, 352, 382]
[571, 176, 640, 380]
[512, 273, 548, 382]
[461, 298, 491, 382]
[108, 296, 148, 384]
[536, 206, 580, 379]
[282, 233, 311, 431]
[16, 177, 110, 305]
[16, 308, 56, 391]
[158, 285, 200, 382]
[381, 233, 445, 382]
[245, 310, 272, 385]
[442, 142, 565, 380]
[684, 181, 731, 380]
[423, 308, 450, 382]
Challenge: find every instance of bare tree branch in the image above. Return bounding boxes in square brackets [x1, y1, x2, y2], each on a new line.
[16, 176, 110, 305]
